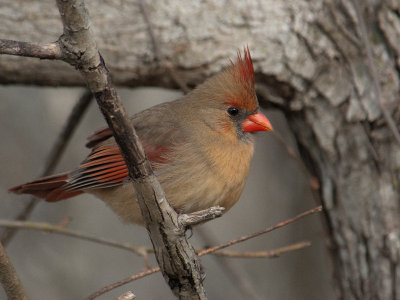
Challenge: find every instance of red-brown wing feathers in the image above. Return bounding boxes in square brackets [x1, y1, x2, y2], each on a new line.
[66, 146, 130, 191]
[9, 173, 84, 202]
[65, 139, 172, 192]
[61, 103, 181, 199]
[10, 100, 184, 202]
[9, 141, 172, 202]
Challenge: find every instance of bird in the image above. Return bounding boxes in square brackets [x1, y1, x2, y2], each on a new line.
[9, 48, 272, 225]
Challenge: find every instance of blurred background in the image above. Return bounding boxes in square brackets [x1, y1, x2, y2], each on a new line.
[0, 86, 335, 299]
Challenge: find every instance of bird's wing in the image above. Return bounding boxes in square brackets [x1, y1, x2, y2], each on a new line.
[66, 102, 184, 191]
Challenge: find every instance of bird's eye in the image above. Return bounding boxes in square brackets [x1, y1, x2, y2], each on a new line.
[227, 107, 239, 116]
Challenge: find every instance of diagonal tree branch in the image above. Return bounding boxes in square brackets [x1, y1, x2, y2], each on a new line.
[0, 242, 27, 300]
[53, 0, 206, 298]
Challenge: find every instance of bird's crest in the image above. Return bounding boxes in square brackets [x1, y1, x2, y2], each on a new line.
[225, 47, 257, 111]
[230, 47, 255, 88]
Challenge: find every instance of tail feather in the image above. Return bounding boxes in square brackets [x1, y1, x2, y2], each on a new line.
[9, 172, 83, 202]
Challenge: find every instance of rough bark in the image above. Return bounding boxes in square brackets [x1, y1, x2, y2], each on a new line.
[1, 0, 400, 299]
[285, 2, 400, 299]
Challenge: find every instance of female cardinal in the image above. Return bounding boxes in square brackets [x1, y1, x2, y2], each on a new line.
[10, 48, 272, 225]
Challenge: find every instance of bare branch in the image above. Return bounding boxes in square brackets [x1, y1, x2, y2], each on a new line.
[199, 206, 322, 256]
[54, 0, 206, 298]
[0, 39, 62, 60]
[0, 242, 28, 300]
[85, 268, 160, 300]
[85, 206, 322, 299]
[0, 219, 146, 256]
[1, 89, 92, 246]
[213, 241, 311, 258]
[178, 206, 225, 227]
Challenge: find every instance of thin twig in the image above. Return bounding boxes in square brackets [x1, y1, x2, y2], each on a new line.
[351, 0, 400, 145]
[86, 268, 159, 300]
[213, 241, 311, 258]
[1, 90, 92, 246]
[1, 199, 37, 245]
[0, 219, 146, 256]
[0, 242, 28, 300]
[199, 206, 322, 256]
[85, 206, 322, 299]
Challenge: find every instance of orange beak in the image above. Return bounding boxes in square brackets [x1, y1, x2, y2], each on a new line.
[242, 111, 273, 132]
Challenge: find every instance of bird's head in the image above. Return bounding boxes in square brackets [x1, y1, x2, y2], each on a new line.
[188, 47, 272, 142]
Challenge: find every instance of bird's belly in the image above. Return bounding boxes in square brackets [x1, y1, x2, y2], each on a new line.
[161, 168, 247, 215]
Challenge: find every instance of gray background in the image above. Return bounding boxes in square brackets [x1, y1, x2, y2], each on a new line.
[0, 86, 335, 299]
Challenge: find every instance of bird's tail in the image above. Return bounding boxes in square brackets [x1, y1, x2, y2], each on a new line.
[9, 172, 83, 202]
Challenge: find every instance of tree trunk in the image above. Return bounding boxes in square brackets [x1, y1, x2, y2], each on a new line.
[1, 0, 399, 299]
